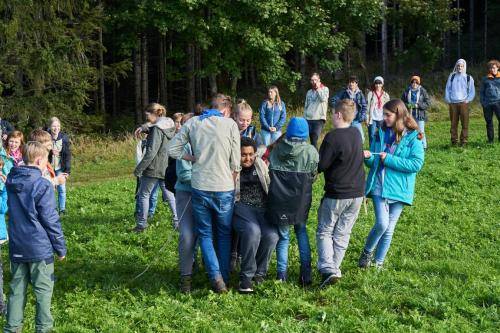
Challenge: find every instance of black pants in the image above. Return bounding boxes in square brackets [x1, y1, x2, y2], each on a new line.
[307, 120, 325, 149]
[483, 102, 500, 142]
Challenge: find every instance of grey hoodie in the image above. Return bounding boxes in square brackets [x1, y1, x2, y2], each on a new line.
[134, 117, 176, 179]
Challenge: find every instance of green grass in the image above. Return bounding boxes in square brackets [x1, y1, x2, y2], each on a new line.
[1, 117, 499, 332]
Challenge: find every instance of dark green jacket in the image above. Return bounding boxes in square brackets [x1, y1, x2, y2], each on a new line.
[267, 139, 319, 226]
[134, 117, 176, 179]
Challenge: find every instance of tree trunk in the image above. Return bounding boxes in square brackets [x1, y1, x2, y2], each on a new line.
[141, 34, 148, 111]
[250, 62, 257, 89]
[299, 51, 306, 88]
[381, 0, 388, 77]
[112, 81, 117, 118]
[209, 74, 218, 96]
[186, 43, 195, 113]
[230, 75, 238, 94]
[159, 32, 167, 107]
[195, 46, 202, 103]
[98, 27, 105, 114]
[133, 42, 142, 124]
[483, 0, 487, 59]
[457, 0, 461, 58]
[469, 0, 474, 63]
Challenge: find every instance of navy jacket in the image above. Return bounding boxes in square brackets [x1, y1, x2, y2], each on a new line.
[50, 132, 72, 174]
[6, 166, 67, 262]
[330, 89, 367, 122]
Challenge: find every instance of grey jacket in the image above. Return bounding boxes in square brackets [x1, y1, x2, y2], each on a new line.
[134, 117, 176, 179]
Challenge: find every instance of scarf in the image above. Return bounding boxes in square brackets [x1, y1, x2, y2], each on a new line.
[10, 149, 23, 166]
[487, 72, 500, 79]
[199, 109, 223, 120]
[374, 90, 384, 109]
[407, 87, 421, 107]
[347, 88, 359, 100]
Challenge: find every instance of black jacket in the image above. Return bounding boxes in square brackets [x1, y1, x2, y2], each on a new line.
[50, 132, 72, 174]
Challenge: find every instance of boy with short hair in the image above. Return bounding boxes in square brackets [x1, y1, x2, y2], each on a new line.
[4, 141, 67, 333]
[316, 99, 365, 288]
[330, 76, 367, 142]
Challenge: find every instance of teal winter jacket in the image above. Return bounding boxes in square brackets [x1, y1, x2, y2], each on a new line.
[364, 128, 425, 205]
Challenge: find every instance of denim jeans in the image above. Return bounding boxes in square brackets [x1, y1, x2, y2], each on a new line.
[418, 120, 427, 149]
[261, 130, 282, 146]
[233, 203, 279, 280]
[191, 188, 234, 282]
[276, 223, 311, 274]
[307, 120, 325, 149]
[351, 121, 365, 143]
[177, 190, 197, 276]
[368, 120, 383, 147]
[316, 197, 363, 277]
[135, 176, 160, 229]
[135, 178, 159, 217]
[158, 180, 178, 221]
[55, 170, 66, 212]
[483, 102, 500, 142]
[363, 196, 404, 265]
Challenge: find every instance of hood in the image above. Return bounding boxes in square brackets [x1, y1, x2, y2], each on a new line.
[453, 59, 467, 74]
[274, 139, 308, 161]
[153, 117, 176, 139]
[6, 166, 42, 193]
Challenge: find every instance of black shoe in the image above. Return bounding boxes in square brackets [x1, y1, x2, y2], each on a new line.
[238, 279, 254, 294]
[211, 277, 228, 294]
[253, 275, 265, 285]
[299, 263, 312, 286]
[358, 249, 373, 268]
[180, 275, 192, 294]
[131, 226, 146, 233]
[320, 273, 340, 289]
[276, 271, 287, 282]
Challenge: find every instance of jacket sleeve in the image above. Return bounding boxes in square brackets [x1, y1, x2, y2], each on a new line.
[62, 135, 72, 174]
[35, 181, 67, 257]
[401, 89, 408, 103]
[444, 76, 452, 103]
[364, 155, 375, 168]
[276, 102, 287, 130]
[384, 138, 425, 173]
[467, 77, 476, 103]
[176, 145, 192, 184]
[318, 86, 329, 102]
[479, 78, 485, 106]
[259, 102, 270, 131]
[134, 127, 162, 177]
[419, 88, 431, 111]
[359, 92, 367, 121]
[317, 136, 337, 173]
[167, 122, 190, 160]
[329, 90, 341, 108]
[229, 122, 241, 173]
[0, 190, 7, 214]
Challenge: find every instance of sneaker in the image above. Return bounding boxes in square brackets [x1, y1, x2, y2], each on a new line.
[238, 279, 254, 294]
[358, 249, 373, 268]
[319, 273, 340, 289]
[131, 226, 147, 233]
[172, 218, 179, 230]
[180, 275, 192, 293]
[211, 277, 228, 294]
[276, 271, 287, 282]
[59, 210, 66, 216]
[253, 275, 265, 285]
[374, 262, 384, 271]
[299, 263, 312, 286]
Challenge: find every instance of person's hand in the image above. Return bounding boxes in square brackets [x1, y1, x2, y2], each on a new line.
[0, 174, 6, 183]
[57, 256, 66, 261]
[380, 152, 387, 162]
[363, 150, 371, 159]
[270, 127, 276, 132]
[52, 149, 60, 157]
[182, 154, 196, 162]
[1, 134, 7, 141]
[56, 173, 68, 185]
[134, 127, 143, 138]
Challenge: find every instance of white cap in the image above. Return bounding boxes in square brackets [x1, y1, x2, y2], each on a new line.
[373, 76, 384, 85]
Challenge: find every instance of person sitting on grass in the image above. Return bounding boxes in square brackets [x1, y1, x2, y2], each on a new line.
[267, 117, 319, 285]
[316, 99, 365, 288]
[234, 137, 278, 294]
[330, 75, 367, 143]
[401, 76, 431, 150]
[359, 99, 425, 270]
[4, 141, 67, 333]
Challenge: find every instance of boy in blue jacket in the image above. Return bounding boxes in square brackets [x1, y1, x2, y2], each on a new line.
[4, 141, 67, 333]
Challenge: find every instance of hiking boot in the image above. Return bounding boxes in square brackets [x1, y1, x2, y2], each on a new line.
[180, 275, 192, 294]
[319, 273, 340, 289]
[131, 226, 147, 233]
[253, 275, 265, 285]
[276, 271, 287, 282]
[299, 263, 312, 287]
[238, 279, 254, 294]
[358, 249, 373, 268]
[211, 277, 228, 294]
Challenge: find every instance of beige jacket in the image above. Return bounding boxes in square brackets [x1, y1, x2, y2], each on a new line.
[234, 157, 270, 202]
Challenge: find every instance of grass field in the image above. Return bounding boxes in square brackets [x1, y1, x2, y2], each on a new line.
[1, 117, 499, 332]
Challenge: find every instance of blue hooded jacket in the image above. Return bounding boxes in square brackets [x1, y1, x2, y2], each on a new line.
[259, 100, 287, 131]
[6, 166, 67, 262]
[364, 128, 425, 205]
[330, 89, 367, 122]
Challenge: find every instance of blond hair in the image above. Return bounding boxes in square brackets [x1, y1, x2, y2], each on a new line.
[268, 86, 282, 111]
[22, 141, 48, 165]
[234, 99, 253, 119]
[49, 116, 61, 127]
[172, 112, 184, 122]
[334, 99, 356, 123]
[145, 103, 166, 117]
[29, 129, 52, 145]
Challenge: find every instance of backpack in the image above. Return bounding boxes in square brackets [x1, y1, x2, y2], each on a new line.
[451, 73, 470, 86]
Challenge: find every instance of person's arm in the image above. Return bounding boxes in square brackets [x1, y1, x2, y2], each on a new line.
[401, 89, 408, 104]
[419, 88, 431, 111]
[259, 102, 271, 131]
[304, 91, 311, 111]
[317, 135, 338, 173]
[444, 76, 452, 104]
[176, 145, 192, 184]
[359, 92, 367, 122]
[317, 86, 329, 102]
[479, 78, 485, 106]
[62, 135, 72, 174]
[35, 181, 67, 258]
[276, 102, 287, 130]
[167, 121, 191, 160]
[383, 137, 425, 173]
[134, 127, 162, 177]
[0, 190, 7, 214]
[467, 76, 476, 103]
[229, 122, 242, 175]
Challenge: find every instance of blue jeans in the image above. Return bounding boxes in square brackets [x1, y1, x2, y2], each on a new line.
[191, 189, 234, 282]
[363, 196, 404, 265]
[135, 179, 159, 218]
[276, 223, 311, 274]
[177, 190, 197, 276]
[351, 121, 365, 143]
[261, 130, 282, 146]
[55, 170, 67, 212]
[418, 120, 427, 149]
[368, 120, 383, 147]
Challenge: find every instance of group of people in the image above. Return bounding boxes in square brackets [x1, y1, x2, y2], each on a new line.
[0, 117, 71, 332]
